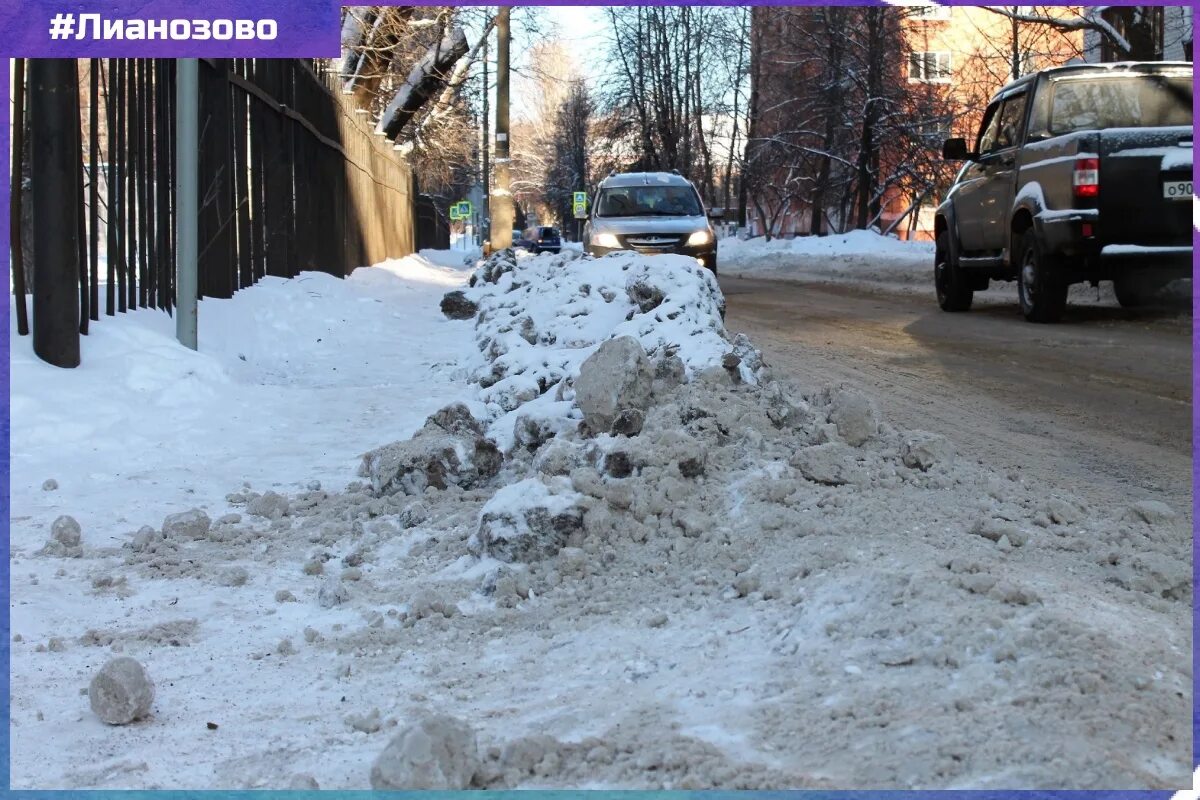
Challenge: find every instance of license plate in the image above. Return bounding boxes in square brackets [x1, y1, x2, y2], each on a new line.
[1163, 180, 1192, 199]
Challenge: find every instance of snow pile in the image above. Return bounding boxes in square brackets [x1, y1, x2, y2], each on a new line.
[358, 402, 503, 496]
[454, 249, 753, 451]
[721, 229, 934, 261]
[721, 230, 934, 290]
[10, 248, 1191, 789]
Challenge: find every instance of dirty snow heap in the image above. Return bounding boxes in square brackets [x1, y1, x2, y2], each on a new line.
[20, 247, 1191, 790]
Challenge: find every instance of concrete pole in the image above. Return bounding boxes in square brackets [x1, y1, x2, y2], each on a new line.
[481, 29, 489, 243]
[490, 6, 513, 249]
[175, 59, 199, 350]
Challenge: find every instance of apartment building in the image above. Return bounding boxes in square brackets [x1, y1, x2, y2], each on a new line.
[746, 5, 1084, 240]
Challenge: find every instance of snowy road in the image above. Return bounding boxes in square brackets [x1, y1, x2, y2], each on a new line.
[721, 275, 1193, 514]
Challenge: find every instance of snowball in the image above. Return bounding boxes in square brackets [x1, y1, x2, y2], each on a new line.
[370, 715, 479, 789]
[900, 431, 954, 471]
[247, 491, 290, 519]
[828, 387, 879, 446]
[51, 515, 82, 547]
[89, 657, 155, 725]
[162, 509, 211, 539]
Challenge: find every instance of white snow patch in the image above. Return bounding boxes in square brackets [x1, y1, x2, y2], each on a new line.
[721, 229, 934, 262]
[10, 252, 477, 543]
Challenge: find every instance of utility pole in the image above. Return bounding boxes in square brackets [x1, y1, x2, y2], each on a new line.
[490, 6, 513, 249]
[175, 59, 199, 350]
[29, 59, 81, 368]
[481, 27, 489, 241]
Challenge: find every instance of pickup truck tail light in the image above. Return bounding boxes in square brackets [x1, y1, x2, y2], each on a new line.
[1072, 157, 1099, 198]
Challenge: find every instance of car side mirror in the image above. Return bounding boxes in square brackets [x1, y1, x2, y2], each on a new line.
[708, 207, 725, 220]
[942, 138, 974, 161]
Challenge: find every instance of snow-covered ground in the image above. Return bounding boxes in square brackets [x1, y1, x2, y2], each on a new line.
[721, 229, 935, 262]
[11, 254, 479, 532]
[721, 230, 935, 292]
[9, 248, 1192, 789]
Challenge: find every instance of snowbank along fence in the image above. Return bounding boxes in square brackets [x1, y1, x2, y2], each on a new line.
[10, 58, 416, 367]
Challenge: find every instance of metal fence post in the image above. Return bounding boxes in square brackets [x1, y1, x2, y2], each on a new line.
[29, 58, 81, 368]
[176, 58, 199, 350]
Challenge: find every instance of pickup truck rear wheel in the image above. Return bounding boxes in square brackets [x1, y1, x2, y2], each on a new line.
[935, 232, 973, 312]
[1017, 229, 1068, 323]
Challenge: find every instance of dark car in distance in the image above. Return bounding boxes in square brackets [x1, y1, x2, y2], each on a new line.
[515, 226, 563, 254]
[935, 61, 1193, 322]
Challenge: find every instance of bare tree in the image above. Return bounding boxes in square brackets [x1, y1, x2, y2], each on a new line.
[544, 82, 594, 232]
[741, 7, 961, 238]
[979, 5, 1163, 60]
[598, 6, 740, 202]
[334, 6, 496, 200]
[509, 41, 581, 221]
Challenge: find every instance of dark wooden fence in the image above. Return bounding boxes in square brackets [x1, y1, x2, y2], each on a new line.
[415, 193, 450, 251]
[10, 57, 416, 366]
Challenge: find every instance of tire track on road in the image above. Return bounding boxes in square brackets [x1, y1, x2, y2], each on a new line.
[722, 275, 1193, 513]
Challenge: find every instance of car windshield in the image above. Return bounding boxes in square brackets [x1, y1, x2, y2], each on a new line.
[540, 227, 559, 238]
[1048, 75, 1192, 134]
[596, 185, 702, 217]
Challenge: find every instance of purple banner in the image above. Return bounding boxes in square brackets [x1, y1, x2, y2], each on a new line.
[0, 0, 1172, 60]
[0, 0, 340, 57]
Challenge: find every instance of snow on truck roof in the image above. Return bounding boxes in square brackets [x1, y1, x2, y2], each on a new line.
[989, 61, 1193, 103]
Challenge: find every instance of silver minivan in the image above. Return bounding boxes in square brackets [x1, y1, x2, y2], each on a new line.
[583, 171, 720, 274]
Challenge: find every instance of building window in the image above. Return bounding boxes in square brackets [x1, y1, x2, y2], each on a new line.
[1099, 6, 1164, 62]
[917, 116, 953, 143]
[909, 5, 951, 22]
[909, 51, 952, 83]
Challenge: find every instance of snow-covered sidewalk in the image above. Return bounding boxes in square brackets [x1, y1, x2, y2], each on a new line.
[9, 248, 1191, 789]
[10, 252, 480, 534]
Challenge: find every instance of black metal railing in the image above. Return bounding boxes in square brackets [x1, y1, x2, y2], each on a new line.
[10, 57, 416, 367]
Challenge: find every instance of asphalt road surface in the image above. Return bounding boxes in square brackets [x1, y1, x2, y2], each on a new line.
[721, 275, 1193, 513]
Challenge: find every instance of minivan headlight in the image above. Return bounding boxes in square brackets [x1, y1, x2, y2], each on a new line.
[687, 229, 713, 246]
[592, 233, 621, 249]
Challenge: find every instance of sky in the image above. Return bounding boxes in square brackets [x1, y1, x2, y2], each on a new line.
[540, 5, 609, 75]
[511, 6, 609, 119]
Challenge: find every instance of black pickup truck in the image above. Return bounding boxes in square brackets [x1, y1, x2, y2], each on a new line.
[935, 62, 1193, 322]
